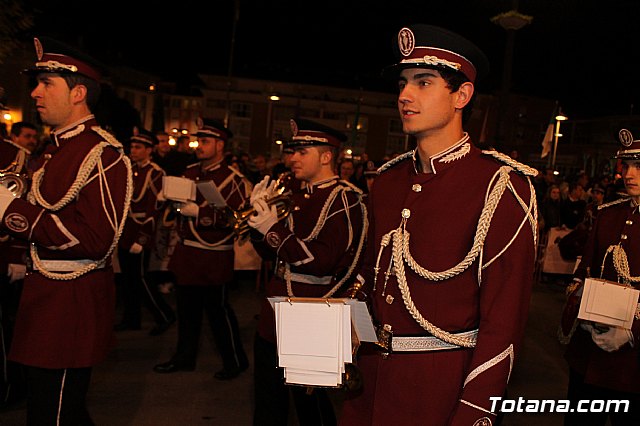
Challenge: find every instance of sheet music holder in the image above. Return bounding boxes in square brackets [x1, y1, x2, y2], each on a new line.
[578, 278, 640, 329]
[271, 297, 377, 387]
[196, 180, 227, 208]
[162, 176, 196, 202]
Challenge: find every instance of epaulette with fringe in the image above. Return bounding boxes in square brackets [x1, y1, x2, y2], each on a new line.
[92, 126, 123, 149]
[228, 164, 245, 178]
[377, 150, 414, 174]
[481, 150, 538, 177]
[597, 196, 631, 211]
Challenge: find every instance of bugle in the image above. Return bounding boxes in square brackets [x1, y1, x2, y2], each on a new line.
[0, 172, 28, 198]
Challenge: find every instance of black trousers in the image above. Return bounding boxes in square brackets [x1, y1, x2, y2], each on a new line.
[564, 368, 640, 426]
[0, 274, 26, 406]
[117, 248, 174, 328]
[253, 334, 336, 426]
[26, 366, 94, 426]
[172, 284, 248, 371]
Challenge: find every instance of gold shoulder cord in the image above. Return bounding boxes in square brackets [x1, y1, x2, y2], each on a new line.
[284, 186, 369, 298]
[29, 141, 133, 280]
[376, 165, 537, 347]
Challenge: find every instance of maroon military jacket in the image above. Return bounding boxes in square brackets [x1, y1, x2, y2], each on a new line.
[0, 116, 131, 369]
[118, 160, 165, 251]
[251, 176, 367, 344]
[340, 137, 537, 426]
[564, 198, 640, 393]
[169, 160, 251, 286]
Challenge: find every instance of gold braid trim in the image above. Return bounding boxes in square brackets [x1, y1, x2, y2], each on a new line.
[380, 165, 536, 345]
[285, 187, 368, 298]
[28, 142, 133, 280]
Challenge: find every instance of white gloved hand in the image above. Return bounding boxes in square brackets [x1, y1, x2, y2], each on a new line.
[177, 201, 199, 218]
[0, 184, 17, 219]
[7, 263, 26, 283]
[129, 242, 143, 254]
[579, 322, 594, 333]
[591, 325, 632, 352]
[247, 198, 279, 235]
[156, 191, 167, 203]
[250, 175, 277, 206]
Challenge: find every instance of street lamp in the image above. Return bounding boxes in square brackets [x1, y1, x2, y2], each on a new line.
[491, 6, 533, 150]
[551, 111, 568, 171]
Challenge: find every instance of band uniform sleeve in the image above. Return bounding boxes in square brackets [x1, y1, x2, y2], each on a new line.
[450, 173, 537, 424]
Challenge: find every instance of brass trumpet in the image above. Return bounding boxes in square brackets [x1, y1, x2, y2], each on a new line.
[0, 172, 28, 198]
[227, 191, 292, 238]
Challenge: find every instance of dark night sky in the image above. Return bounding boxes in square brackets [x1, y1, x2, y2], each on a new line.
[20, 0, 640, 120]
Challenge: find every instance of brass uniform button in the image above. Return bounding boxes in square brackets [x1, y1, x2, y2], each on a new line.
[401, 208, 411, 219]
[385, 294, 394, 304]
[304, 193, 311, 199]
[412, 184, 422, 192]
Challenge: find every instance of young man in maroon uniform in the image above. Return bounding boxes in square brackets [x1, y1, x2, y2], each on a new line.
[0, 37, 132, 424]
[561, 128, 640, 425]
[248, 118, 367, 425]
[115, 127, 175, 335]
[153, 118, 250, 380]
[339, 25, 538, 426]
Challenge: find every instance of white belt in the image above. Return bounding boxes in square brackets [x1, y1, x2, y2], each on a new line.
[392, 329, 478, 352]
[34, 259, 104, 272]
[183, 239, 233, 251]
[276, 269, 333, 285]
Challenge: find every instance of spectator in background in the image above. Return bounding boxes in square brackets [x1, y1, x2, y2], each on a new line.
[583, 183, 605, 229]
[155, 133, 197, 177]
[152, 130, 173, 174]
[9, 121, 39, 154]
[560, 182, 587, 229]
[540, 184, 563, 232]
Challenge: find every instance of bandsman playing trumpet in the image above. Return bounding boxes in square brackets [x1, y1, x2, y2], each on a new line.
[249, 118, 368, 426]
[153, 118, 250, 380]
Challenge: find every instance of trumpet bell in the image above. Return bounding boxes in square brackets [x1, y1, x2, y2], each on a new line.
[0, 172, 28, 198]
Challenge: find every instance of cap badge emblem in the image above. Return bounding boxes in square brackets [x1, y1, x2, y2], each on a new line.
[196, 117, 204, 129]
[398, 27, 415, 57]
[290, 119, 299, 137]
[619, 128, 635, 147]
[34, 38, 44, 61]
[132, 126, 139, 136]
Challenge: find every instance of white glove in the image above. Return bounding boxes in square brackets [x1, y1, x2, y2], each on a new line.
[177, 201, 199, 218]
[0, 184, 17, 219]
[129, 242, 143, 254]
[247, 198, 278, 235]
[591, 325, 632, 352]
[250, 175, 277, 206]
[7, 263, 26, 283]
